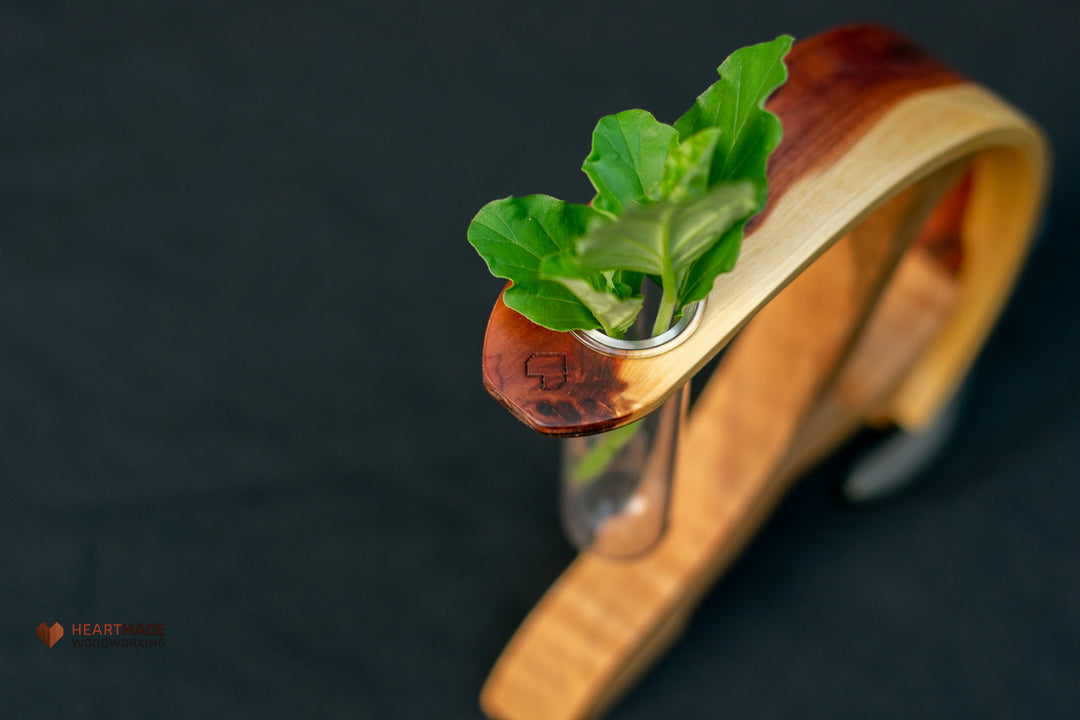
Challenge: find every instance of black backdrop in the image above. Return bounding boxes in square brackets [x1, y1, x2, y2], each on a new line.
[2, 1, 1077, 718]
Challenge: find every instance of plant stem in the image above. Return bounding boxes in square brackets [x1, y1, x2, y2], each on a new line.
[580, 223, 676, 486]
[571, 422, 641, 485]
[652, 267, 678, 337]
[651, 211, 678, 337]
[651, 286, 676, 336]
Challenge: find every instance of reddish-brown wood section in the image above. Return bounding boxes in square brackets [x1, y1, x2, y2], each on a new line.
[757, 25, 963, 230]
[481, 25, 965, 436]
[912, 169, 971, 276]
[483, 292, 630, 436]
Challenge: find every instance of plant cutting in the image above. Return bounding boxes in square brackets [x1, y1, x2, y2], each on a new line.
[468, 35, 793, 340]
[468, 35, 794, 555]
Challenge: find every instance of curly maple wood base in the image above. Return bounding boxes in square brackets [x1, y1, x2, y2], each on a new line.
[479, 25, 1049, 720]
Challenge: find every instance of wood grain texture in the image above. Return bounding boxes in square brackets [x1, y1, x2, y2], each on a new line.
[758, 24, 963, 231]
[481, 25, 966, 436]
[483, 293, 630, 436]
[479, 24, 1049, 720]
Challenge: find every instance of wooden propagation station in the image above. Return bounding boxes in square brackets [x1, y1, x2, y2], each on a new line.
[479, 25, 1050, 720]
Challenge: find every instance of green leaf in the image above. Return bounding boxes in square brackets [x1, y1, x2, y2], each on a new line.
[606, 270, 645, 300]
[502, 282, 600, 331]
[674, 35, 792, 196]
[467, 194, 607, 331]
[658, 127, 723, 202]
[467, 36, 793, 336]
[574, 181, 757, 277]
[673, 34, 793, 304]
[540, 253, 643, 336]
[677, 218, 746, 303]
[582, 110, 679, 215]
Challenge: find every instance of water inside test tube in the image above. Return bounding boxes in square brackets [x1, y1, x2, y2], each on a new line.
[560, 281, 695, 558]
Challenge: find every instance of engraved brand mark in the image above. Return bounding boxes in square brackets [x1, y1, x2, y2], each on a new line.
[525, 353, 567, 390]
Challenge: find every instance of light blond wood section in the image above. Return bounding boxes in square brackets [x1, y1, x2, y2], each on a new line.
[886, 142, 1049, 427]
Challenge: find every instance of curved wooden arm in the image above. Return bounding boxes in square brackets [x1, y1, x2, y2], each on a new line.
[480, 25, 1049, 720]
[482, 25, 1047, 437]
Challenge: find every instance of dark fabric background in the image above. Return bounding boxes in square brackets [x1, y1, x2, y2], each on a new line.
[1, 1, 1077, 718]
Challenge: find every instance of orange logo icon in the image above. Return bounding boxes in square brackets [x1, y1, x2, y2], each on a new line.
[36, 622, 64, 648]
